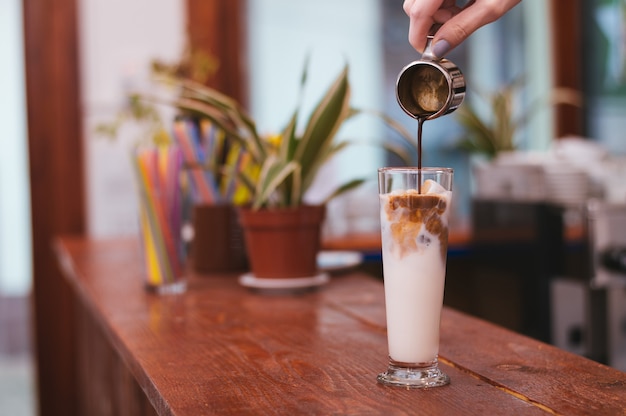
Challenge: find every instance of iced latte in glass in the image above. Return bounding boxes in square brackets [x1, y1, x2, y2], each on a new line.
[377, 167, 452, 388]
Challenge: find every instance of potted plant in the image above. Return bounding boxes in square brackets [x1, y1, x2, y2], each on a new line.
[98, 51, 254, 275]
[454, 78, 582, 199]
[161, 62, 413, 281]
[455, 77, 582, 159]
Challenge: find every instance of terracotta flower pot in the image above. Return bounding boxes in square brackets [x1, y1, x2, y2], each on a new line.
[238, 205, 326, 279]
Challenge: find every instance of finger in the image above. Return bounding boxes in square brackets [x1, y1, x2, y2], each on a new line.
[404, 0, 446, 52]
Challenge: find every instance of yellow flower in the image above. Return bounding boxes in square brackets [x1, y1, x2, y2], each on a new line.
[265, 133, 282, 149]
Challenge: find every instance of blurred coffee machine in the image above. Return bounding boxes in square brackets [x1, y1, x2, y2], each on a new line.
[584, 201, 626, 371]
[469, 143, 626, 370]
[550, 201, 626, 371]
[471, 198, 564, 344]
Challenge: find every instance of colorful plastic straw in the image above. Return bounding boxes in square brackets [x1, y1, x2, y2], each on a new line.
[133, 145, 185, 288]
[172, 118, 248, 205]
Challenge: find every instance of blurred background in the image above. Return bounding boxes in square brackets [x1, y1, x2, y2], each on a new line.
[2, 0, 625, 414]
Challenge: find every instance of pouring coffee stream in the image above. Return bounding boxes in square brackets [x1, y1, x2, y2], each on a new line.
[396, 30, 466, 191]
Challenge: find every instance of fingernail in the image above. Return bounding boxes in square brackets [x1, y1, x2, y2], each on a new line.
[432, 40, 451, 58]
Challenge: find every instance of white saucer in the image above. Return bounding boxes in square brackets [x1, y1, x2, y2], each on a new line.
[239, 272, 330, 291]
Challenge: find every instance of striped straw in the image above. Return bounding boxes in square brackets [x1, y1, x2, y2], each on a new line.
[173, 120, 216, 204]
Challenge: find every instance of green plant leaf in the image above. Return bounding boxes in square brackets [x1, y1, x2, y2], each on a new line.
[280, 111, 299, 162]
[299, 140, 345, 195]
[492, 91, 514, 151]
[356, 108, 416, 165]
[236, 169, 258, 195]
[321, 178, 366, 205]
[178, 81, 267, 159]
[455, 105, 498, 157]
[295, 65, 351, 192]
[276, 111, 300, 204]
[171, 96, 266, 165]
[253, 157, 301, 209]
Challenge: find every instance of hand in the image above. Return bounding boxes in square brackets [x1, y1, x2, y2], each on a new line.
[403, 0, 522, 57]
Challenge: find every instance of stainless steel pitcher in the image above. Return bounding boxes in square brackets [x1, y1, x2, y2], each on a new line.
[396, 33, 466, 120]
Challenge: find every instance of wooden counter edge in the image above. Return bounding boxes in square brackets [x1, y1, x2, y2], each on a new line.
[53, 236, 176, 416]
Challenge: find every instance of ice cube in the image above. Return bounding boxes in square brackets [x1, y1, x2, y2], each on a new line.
[422, 179, 447, 195]
[417, 233, 432, 247]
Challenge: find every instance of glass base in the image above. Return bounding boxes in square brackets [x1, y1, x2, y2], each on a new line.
[377, 360, 450, 389]
[146, 280, 187, 295]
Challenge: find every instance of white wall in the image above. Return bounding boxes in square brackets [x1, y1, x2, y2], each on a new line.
[79, 0, 186, 237]
[0, 0, 32, 295]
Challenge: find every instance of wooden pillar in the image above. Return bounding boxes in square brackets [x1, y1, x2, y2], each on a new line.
[22, 1, 247, 414]
[22, 0, 86, 414]
[186, 0, 248, 106]
[550, 0, 584, 138]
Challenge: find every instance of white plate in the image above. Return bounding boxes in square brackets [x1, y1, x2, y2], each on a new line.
[239, 272, 330, 291]
[317, 250, 363, 272]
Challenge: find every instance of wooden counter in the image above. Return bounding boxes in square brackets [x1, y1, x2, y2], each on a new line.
[55, 236, 626, 415]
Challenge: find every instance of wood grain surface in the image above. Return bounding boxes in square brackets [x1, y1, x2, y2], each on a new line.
[55, 237, 626, 415]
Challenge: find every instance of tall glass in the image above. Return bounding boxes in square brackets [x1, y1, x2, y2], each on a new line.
[377, 167, 453, 388]
[134, 145, 188, 295]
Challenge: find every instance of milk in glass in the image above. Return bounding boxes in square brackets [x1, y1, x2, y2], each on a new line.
[379, 179, 451, 364]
